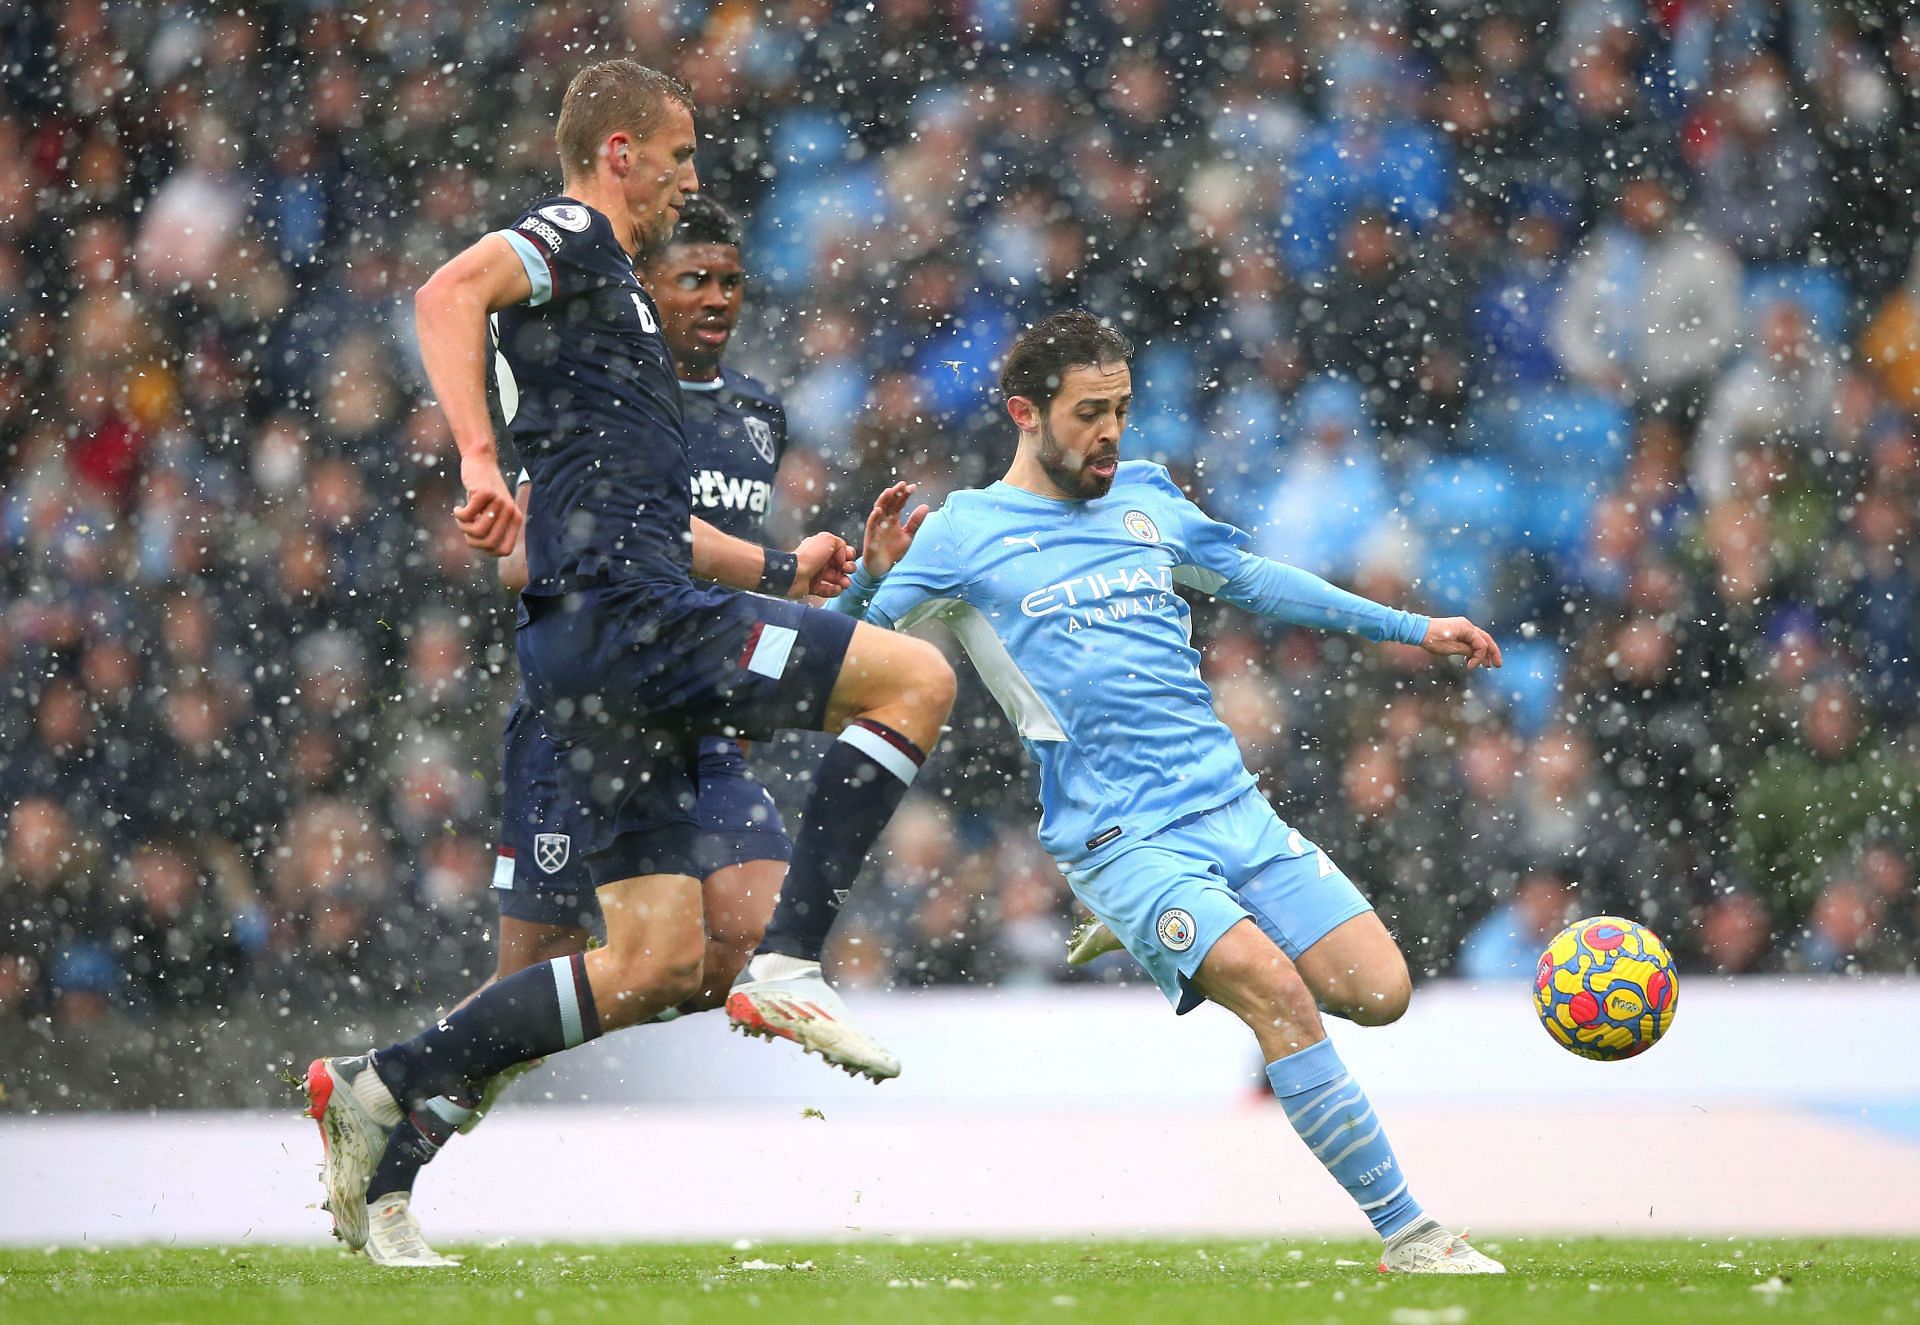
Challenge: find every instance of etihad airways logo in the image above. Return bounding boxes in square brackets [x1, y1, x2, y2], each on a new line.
[1021, 564, 1174, 618]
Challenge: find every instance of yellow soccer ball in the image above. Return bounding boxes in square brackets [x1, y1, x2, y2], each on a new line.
[1533, 916, 1678, 1061]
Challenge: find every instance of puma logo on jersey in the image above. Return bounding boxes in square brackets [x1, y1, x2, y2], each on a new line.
[1002, 533, 1042, 551]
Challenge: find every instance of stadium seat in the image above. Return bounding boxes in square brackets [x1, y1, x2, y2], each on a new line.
[1406, 459, 1523, 544]
[1483, 638, 1564, 738]
[1418, 541, 1495, 615]
[1128, 343, 1202, 466]
[751, 165, 888, 293]
[1494, 387, 1631, 484]
[1745, 263, 1851, 340]
[1517, 476, 1600, 558]
[1404, 460, 1522, 615]
[769, 108, 854, 175]
[912, 301, 1018, 417]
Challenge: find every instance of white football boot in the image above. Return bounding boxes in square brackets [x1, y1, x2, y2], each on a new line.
[726, 956, 900, 1081]
[1066, 913, 1125, 966]
[363, 1191, 460, 1267]
[304, 1054, 396, 1251]
[1378, 1219, 1506, 1274]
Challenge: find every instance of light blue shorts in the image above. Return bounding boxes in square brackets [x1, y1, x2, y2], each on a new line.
[1065, 788, 1372, 1014]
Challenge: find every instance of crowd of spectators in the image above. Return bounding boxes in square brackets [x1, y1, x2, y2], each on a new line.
[4, 0, 1919, 1039]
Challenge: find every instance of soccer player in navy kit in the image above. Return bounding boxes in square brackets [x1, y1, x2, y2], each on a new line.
[337, 196, 816, 1265]
[304, 61, 955, 1253]
[489, 196, 802, 1017]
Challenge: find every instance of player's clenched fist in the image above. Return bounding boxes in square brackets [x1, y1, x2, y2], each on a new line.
[793, 531, 855, 597]
[455, 455, 523, 557]
[862, 481, 932, 578]
[1419, 616, 1503, 670]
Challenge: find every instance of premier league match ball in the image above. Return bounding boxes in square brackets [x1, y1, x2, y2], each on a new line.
[1534, 916, 1678, 1061]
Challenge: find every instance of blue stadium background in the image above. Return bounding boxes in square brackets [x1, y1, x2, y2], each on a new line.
[1, 0, 1917, 1105]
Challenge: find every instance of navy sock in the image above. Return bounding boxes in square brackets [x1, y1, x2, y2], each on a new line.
[373, 954, 600, 1107]
[758, 719, 925, 962]
[367, 1096, 473, 1200]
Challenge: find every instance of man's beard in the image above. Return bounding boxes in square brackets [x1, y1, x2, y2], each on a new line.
[634, 205, 678, 259]
[1035, 416, 1117, 499]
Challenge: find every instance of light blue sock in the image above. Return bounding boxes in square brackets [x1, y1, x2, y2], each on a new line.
[1266, 1037, 1424, 1238]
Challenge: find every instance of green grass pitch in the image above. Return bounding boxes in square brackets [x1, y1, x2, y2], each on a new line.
[2, 1238, 1915, 1324]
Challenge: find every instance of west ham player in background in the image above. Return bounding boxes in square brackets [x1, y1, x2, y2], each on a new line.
[342, 196, 810, 1266]
[804, 311, 1507, 1274]
[305, 61, 955, 1255]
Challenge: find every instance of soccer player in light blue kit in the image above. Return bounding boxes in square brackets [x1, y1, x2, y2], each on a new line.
[812, 311, 1507, 1273]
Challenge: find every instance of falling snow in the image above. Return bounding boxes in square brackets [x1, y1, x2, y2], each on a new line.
[0, 2, 1917, 1108]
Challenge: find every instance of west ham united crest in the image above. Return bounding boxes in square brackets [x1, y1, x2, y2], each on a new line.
[744, 415, 776, 463]
[534, 832, 572, 874]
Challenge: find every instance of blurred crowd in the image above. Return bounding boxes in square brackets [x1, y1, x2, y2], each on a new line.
[4, 0, 1919, 1035]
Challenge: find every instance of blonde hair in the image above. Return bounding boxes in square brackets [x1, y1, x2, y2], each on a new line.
[555, 59, 692, 181]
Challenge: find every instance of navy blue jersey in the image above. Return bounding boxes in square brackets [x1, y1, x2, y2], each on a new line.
[683, 367, 787, 541]
[490, 196, 689, 595]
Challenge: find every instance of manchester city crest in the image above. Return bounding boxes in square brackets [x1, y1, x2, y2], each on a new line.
[534, 832, 572, 874]
[1124, 510, 1161, 543]
[1156, 907, 1196, 952]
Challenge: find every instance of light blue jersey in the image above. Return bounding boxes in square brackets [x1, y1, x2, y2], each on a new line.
[835, 461, 1429, 870]
[840, 459, 1443, 1241]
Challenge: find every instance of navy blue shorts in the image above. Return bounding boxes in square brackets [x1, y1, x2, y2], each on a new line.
[514, 578, 844, 886]
[493, 690, 598, 927]
[690, 735, 793, 876]
[494, 710, 796, 926]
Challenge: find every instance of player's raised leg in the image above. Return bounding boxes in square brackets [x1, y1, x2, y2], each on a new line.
[1191, 922, 1503, 1274]
[728, 620, 954, 1078]
[1291, 912, 1413, 1027]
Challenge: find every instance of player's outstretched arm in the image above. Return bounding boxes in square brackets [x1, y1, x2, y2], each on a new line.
[860, 481, 931, 578]
[1190, 552, 1430, 644]
[416, 234, 533, 557]
[1417, 616, 1503, 670]
[828, 482, 939, 625]
[689, 517, 854, 598]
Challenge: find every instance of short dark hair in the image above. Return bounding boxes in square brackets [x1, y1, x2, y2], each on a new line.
[664, 194, 743, 251]
[998, 311, 1134, 410]
[555, 59, 693, 180]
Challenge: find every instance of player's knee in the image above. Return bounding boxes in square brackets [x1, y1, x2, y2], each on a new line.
[898, 639, 956, 715]
[702, 890, 768, 957]
[1206, 940, 1318, 1033]
[912, 657, 957, 718]
[637, 950, 705, 1007]
[604, 936, 705, 1007]
[657, 957, 705, 1007]
[1346, 970, 1411, 1027]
